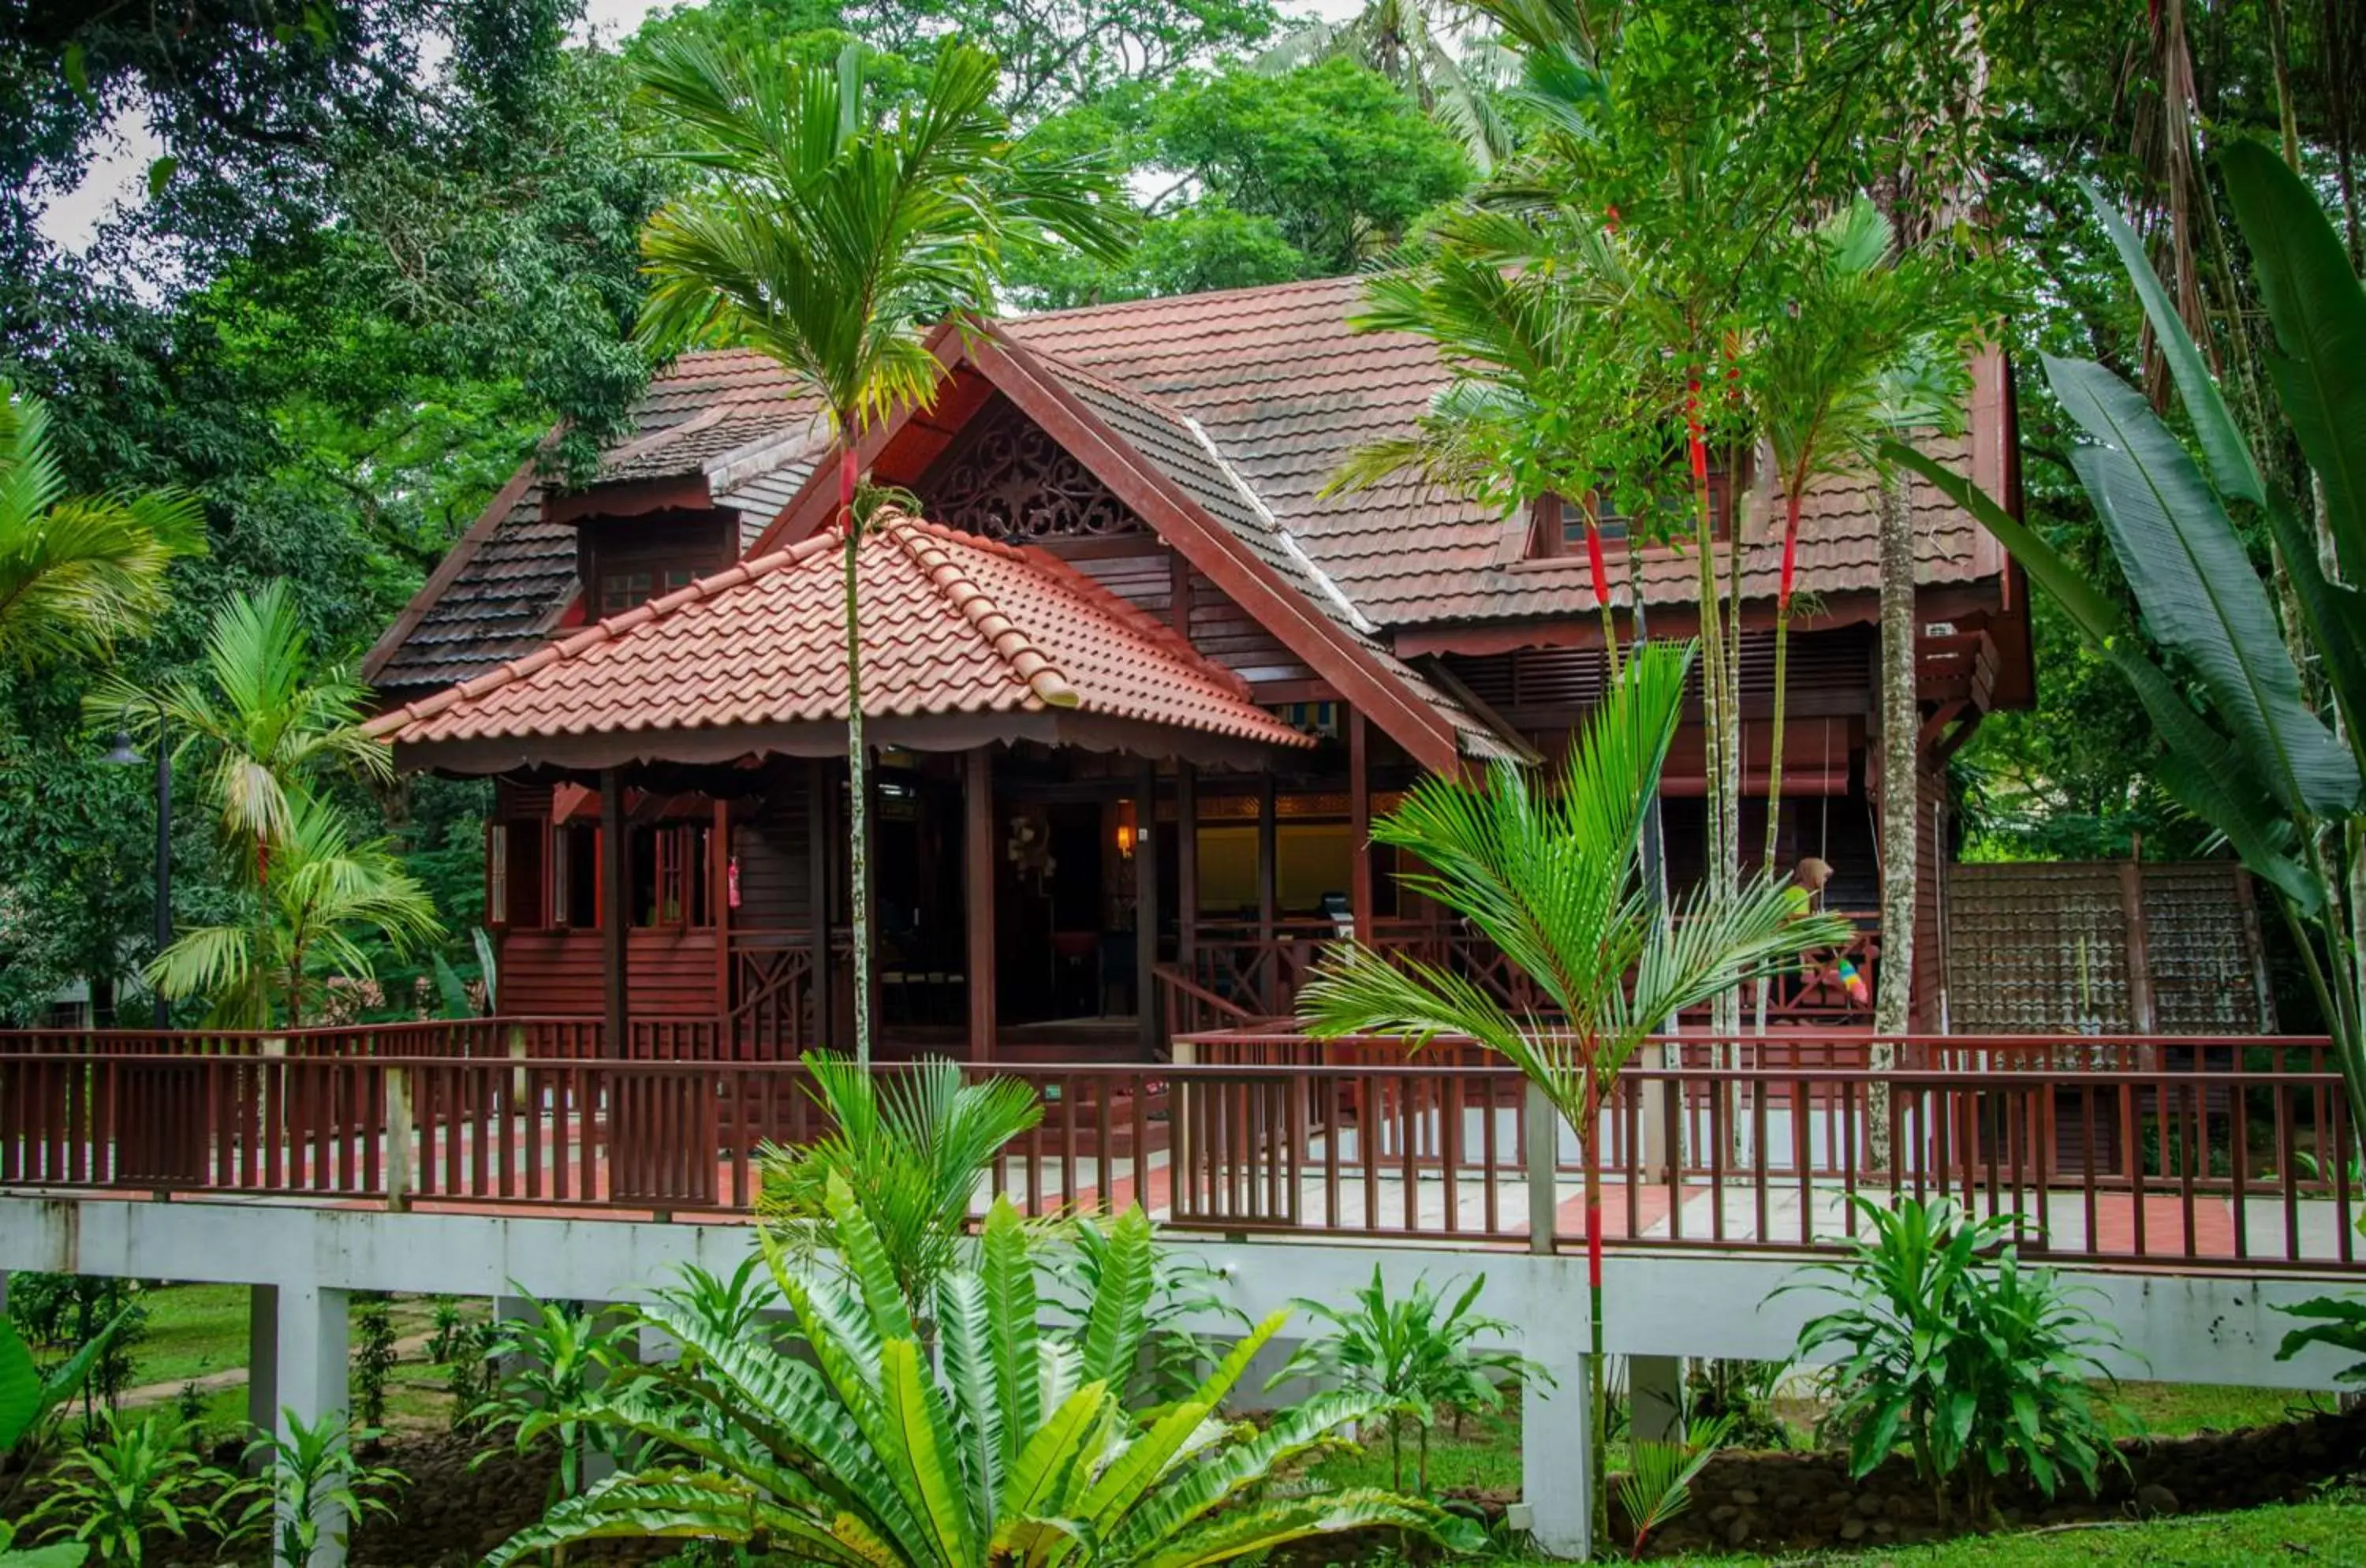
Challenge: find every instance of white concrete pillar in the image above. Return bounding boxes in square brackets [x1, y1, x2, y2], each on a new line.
[246, 1284, 280, 1448]
[1629, 1354, 1685, 1445]
[1519, 1349, 1596, 1560]
[274, 1284, 351, 1568]
[494, 1294, 538, 1379]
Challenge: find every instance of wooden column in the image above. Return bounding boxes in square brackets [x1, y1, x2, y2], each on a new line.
[1256, 773, 1278, 1013]
[1136, 761, 1162, 1059]
[807, 757, 833, 1052]
[1175, 762, 1199, 979]
[711, 799, 732, 1029]
[965, 747, 997, 1062]
[599, 768, 629, 1058]
[1348, 707, 1374, 942]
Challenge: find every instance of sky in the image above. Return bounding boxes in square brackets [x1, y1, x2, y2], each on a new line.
[38, 0, 691, 254]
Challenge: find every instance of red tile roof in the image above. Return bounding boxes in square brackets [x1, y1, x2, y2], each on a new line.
[368, 512, 1313, 755]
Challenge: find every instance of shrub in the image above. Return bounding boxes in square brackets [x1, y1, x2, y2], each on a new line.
[2275, 1295, 2366, 1384]
[24, 1409, 245, 1565]
[1270, 1267, 1543, 1496]
[756, 1053, 1040, 1322]
[1783, 1196, 2120, 1524]
[238, 1408, 406, 1568]
[1043, 1212, 1248, 1407]
[352, 1294, 399, 1438]
[470, 1294, 633, 1507]
[487, 1180, 1486, 1567]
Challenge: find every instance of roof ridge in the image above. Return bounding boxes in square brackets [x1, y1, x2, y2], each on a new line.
[1003, 273, 1363, 327]
[883, 513, 1080, 711]
[364, 526, 844, 737]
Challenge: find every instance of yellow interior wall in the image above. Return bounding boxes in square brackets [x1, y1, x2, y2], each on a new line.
[1194, 823, 1353, 915]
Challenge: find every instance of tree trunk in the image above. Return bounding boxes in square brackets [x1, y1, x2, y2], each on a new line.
[840, 442, 872, 1068]
[1580, 1082, 1607, 1557]
[1872, 463, 1919, 1165]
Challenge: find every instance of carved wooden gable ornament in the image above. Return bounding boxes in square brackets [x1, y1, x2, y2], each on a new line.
[916, 399, 1148, 545]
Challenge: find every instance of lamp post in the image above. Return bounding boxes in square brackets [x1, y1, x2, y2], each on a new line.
[101, 709, 170, 1030]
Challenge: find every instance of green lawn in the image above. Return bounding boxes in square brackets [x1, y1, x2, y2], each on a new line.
[114, 1284, 480, 1439]
[1479, 1495, 2366, 1566]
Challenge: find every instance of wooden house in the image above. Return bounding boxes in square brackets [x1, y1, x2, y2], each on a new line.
[364, 276, 2031, 1059]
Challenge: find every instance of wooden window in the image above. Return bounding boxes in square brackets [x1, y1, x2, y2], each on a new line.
[629, 824, 713, 928]
[598, 566, 702, 617]
[506, 823, 547, 929]
[598, 569, 651, 615]
[1525, 491, 1632, 560]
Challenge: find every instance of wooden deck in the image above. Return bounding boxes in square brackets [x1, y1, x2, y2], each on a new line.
[1, 1021, 2358, 1274]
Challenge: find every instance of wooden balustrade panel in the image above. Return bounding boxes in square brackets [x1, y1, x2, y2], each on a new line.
[608, 1069, 719, 1208]
[113, 1061, 212, 1187]
[1171, 1073, 1301, 1227]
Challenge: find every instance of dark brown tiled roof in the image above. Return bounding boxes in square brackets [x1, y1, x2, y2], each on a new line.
[1002, 274, 2007, 627]
[370, 275, 2011, 699]
[368, 357, 827, 693]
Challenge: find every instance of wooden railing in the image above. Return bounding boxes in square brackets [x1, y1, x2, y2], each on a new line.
[1, 1029, 2357, 1271]
[1165, 912, 1883, 1032]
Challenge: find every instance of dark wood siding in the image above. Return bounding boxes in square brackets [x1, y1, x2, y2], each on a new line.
[502, 928, 718, 1017]
[730, 769, 815, 928]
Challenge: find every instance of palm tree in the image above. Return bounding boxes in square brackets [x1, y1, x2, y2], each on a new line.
[1258, 0, 1513, 170]
[756, 1052, 1042, 1319]
[147, 788, 443, 1028]
[487, 1178, 1483, 1568]
[1330, 229, 1639, 675]
[0, 381, 203, 670]
[633, 35, 1132, 1066]
[1296, 639, 1850, 1549]
[1753, 198, 1962, 873]
[88, 582, 390, 872]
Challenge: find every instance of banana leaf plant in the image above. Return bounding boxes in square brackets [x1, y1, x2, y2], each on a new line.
[1888, 137, 2366, 1133]
[487, 1177, 1485, 1568]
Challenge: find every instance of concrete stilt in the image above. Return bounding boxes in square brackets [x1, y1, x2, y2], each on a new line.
[273, 1285, 351, 1568]
[1519, 1347, 1597, 1560]
[247, 1284, 281, 1458]
[1629, 1354, 1686, 1444]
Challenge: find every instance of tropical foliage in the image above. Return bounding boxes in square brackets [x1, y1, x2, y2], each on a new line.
[21, 1409, 245, 1566]
[1298, 638, 1850, 1543]
[1268, 1267, 1541, 1495]
[2274, 1295, 2366, 1386]
[144, 789, 443, 1029]
[1614, 1411, 1735, 1561]
[486, 1178, 1484, 1566]
[238, 1410, 408, 1568]
[0, 383, 202, 674]
[1783, 1197, 2121, 1525]
[1894, 138, 2366, 1128]
[758, 1053, 1043, 1318]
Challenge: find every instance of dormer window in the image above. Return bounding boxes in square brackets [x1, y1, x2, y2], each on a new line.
[1525, 491, 1631, 561]
[599, 566, 700, 616]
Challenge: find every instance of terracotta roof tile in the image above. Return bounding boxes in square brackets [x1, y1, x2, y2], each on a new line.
[369, 512, 1312, 754]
